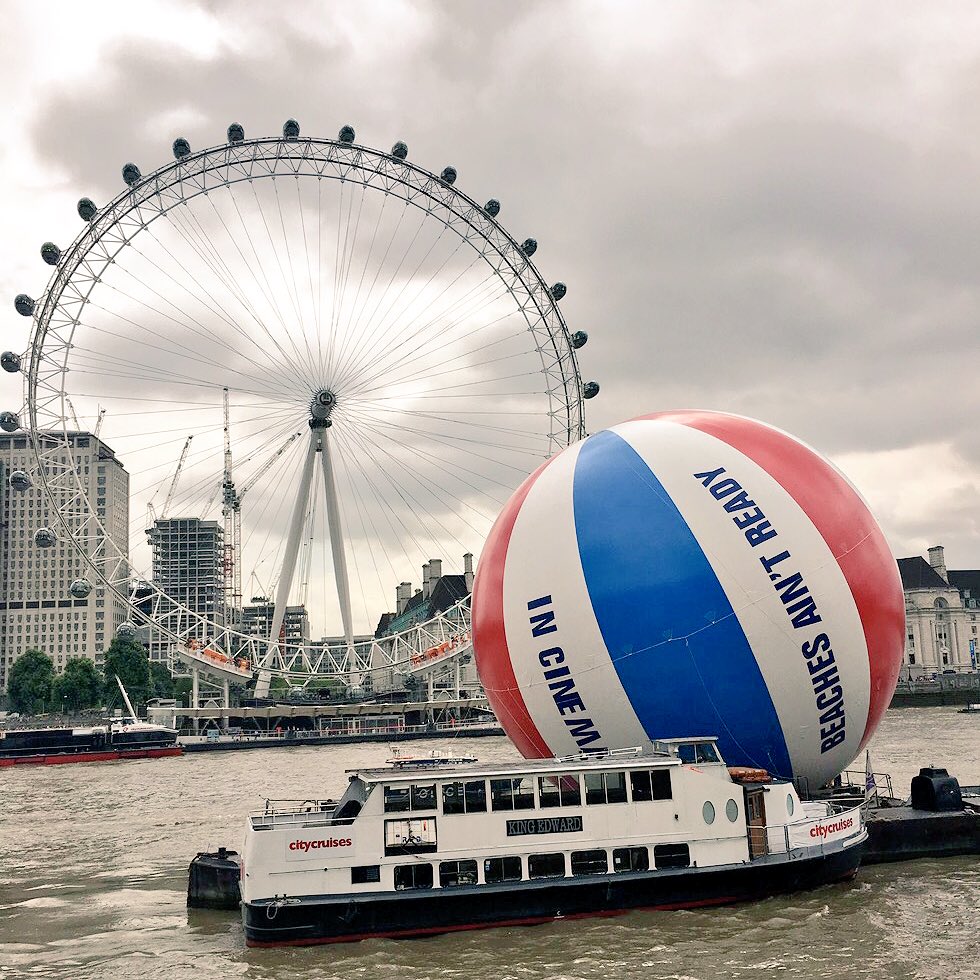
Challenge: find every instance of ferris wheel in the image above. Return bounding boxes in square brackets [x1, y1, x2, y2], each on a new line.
[3, 120, 596, 683]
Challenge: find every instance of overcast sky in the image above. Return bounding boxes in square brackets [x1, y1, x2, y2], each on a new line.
[2, 0, 978, 578]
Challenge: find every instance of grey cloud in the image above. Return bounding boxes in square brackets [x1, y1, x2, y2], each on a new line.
[19, 0, 980, 568]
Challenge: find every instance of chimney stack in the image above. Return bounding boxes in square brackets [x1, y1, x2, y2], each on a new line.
[422, 562, 431, 599]
[428, 558, 442, 588]
[463, 552, 474, 591]
[928, 545, 948, 583]
[396, 581, 412, 614]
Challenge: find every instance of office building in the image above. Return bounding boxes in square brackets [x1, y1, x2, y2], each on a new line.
[0, 431, 130, 692]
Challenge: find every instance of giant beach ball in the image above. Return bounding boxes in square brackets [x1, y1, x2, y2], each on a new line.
[472, 410, 905, 788]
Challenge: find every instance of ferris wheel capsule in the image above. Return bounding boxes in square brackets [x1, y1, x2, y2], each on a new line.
[391, 141, 408, 159]
[69, 578, 92, 599]
[521, 238, 537, 257]
[570, 330, 588, 349]
[40, 242, 61, 266]
[582, 380, 599, 399]
[77, 198, 98, 221]
[0, 411, 20, 432]
[550, 282, 567, 301]
[117, 621, 137, 639]
[227, 122, 245, 143]
[172, 138, 191, 159]
[14, 294, 35, 317]
[1, 351, 21, 373]
[484, 199, 500, 217]
[283, 119, 300, 140]
[440, 166, 457, 185]
[8, 470, 31, 491]
[338, 125, 355, 144]
[122, 163, 142, 186]
[34, 527, 57, 548]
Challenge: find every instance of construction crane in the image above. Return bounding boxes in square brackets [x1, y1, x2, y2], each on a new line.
[222, 388, 241, 616]
[161, 435, 193, 518]
[145, 434, 192, 525]
[223, 424, 303, 616]
[94, 408, 106, 439]
[238, 431, 303, 505]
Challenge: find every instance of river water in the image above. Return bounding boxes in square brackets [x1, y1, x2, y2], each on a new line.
[1, 706, 977, 980]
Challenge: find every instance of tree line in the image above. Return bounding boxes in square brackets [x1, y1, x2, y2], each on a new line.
[5, 637, 180, 716]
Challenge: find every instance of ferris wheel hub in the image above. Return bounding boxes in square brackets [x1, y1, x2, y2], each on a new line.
[309, 388, 337, 428]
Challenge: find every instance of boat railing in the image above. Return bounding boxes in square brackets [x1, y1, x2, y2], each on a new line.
[250, 799, 358, 831]
[750, 802, 865, 862]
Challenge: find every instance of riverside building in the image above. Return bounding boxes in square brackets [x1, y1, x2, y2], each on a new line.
[900, 545, 979, 674]
[0, 431, 130, 692]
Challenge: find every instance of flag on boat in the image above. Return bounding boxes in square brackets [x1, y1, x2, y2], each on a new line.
[865, 749, 876, 801]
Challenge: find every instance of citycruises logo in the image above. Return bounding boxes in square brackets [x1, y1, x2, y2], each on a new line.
[288, 837, 352, 852]
[809, 816, 853, 839]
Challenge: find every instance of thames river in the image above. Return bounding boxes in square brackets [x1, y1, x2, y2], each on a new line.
[1, 707, 978, 980]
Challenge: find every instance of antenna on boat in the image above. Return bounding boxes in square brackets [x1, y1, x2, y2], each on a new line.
[115, 675, 139, 721]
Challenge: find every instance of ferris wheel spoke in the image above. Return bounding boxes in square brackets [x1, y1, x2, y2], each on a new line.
[333, 423, 472, 563]
[334, 421, 486, 553]
[70, 323, 293, 398]
[335, 232, 480, 392]
[331, 188, 398, 382]
[347, 308, 526, 399]
[351, 401, 551, 443]
[340, 280, 515, 397]
[340, 411, 528, 499]
[330, 209, 453, 387]
[216, 185, 319, 379]
[163, 208, 310, 384]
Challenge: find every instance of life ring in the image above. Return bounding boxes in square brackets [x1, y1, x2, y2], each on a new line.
[727, 766, 772, 783]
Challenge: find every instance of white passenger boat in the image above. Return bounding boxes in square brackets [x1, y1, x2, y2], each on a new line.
[240, 738, 866, 946]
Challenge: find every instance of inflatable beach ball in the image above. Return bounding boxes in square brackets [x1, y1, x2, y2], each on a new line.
[472, 410, 904, 788]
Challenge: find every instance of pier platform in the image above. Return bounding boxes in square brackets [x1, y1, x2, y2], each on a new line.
[863, 805, 980, 864]
[180, 723, 503, 752]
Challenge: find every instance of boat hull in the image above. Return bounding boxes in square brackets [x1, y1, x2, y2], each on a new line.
[0, 746, 183, 767]
[243, 840, 863, 947]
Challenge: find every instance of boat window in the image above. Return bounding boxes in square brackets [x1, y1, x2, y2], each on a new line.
[653, 843, 691, 869]
[439, 859, 478, 887]
[351, 865, 380, 884]
[702, 801, 716, 825]
[383, 786, 411, 812]
[630, 768, 673, 802]
[677, 742, 720, 764]
[384, 818, 438, 856]
[384, 783, 437, 813]
[394, 863, 433, 890]
[490, 777, 535, 811]
[484, 855, 522, 883]
[585, 771, 628, 805]
[571, 849, 608, 876]
[538, 773, 582, 808]
[528, 852, 566, 879]
[726, 799, 739, 822]
[613, 846, 649, 873]
[411, 784, 437, 810]
[442, 780, 487, 815]
[465, 780, 488, 812]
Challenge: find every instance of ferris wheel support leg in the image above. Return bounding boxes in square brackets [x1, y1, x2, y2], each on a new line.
[191, 667, 200, 734]
[255, 432, 318, 699]
[319, 429, 357, 673]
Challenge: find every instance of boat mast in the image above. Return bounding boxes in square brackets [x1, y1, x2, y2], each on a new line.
[115, 675, 140, 721]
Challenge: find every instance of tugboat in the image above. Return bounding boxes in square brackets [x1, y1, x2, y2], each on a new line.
[0, 676, 181, 767]
[240, 738, 866, 946]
